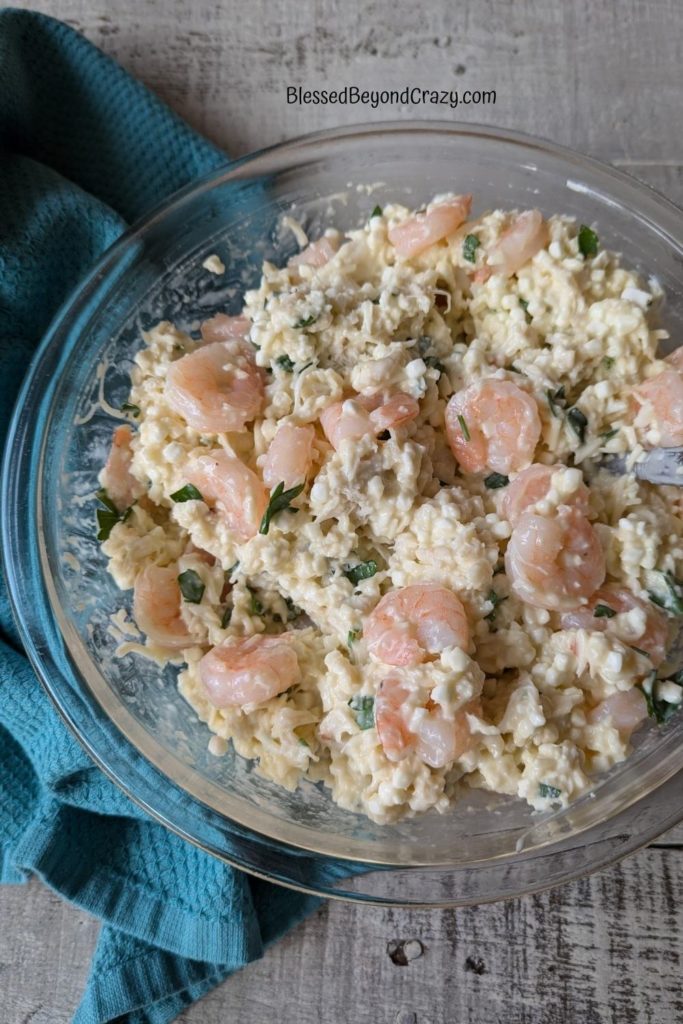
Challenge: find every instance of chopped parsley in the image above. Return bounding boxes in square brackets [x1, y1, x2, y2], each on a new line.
[639, 672, 683, 724]
[344, 560, 378, 586]
[275, 354, 296, 372]
[484, 588, 507, 623]
[120, 401, 140, 417]
[177, 569, 205, 604]
[462, 233, 481, 263]
[348, 694, 375, 730]
[170, 483, 204, 503]
[293, 314, 318, 329]
[95, 488, 132, 541]
[226, 561, 240, 580]
[248, 588, 264, 616]
[370, 205, 383, 219]
[348, 628, 362, 646]
[602, 356, 615, 371]
[220, 606, 232, 629]
[457, 414, 471, 441]
[600, 427, 619, 442]
[593, 604, 616, 619]
[259, 481, 305, 536]
[539, 782, 561, 800]
[546, 386, 566, 417]
[567, 406, 588, 444]
[578, 224, 599, 258]
[648, 571, 683, 616]
[519, 298, 532, 324]
[484, 472, 509, 489]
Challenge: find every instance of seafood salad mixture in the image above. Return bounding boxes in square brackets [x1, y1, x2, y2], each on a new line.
[98, 193, 683, 824]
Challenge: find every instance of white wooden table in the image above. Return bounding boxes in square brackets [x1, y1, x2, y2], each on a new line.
[4, 1, 683, 1020]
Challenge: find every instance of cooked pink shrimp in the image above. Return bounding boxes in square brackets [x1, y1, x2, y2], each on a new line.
[665, 347, 683, 372]
[187, 450, 268, 542]
[200, 314, 251, 343]
[500, 463, 590, 527]
[261, 423, 315, 490]
[632, 368, 683, 446]
[445, 379, 541, 474]
[320, 392, 419, 450]
[588, 688, 648, 739]
[165, 340, 264, 433]
[365, 584, 470, 666]
[488, 210, 549, 277]
[101, 424, 142, 510]
[375, 676, 478, 767]
[288, 236, 338, 268]
[388, 195, 473, 258]
[200, 634, 300, 707]
[133, 563, 193, 650]
[560, 585, 668, 664]
[505, 507, 605, 611]
[471, 266, 492, 285]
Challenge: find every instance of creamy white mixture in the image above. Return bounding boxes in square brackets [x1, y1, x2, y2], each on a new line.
[100, 196, 683, 824]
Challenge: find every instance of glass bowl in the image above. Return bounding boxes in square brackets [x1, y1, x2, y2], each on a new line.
[3, 121, 683, 906]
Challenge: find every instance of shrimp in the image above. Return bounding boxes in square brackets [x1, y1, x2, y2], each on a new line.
[588, 688, 648, 739]
[506, 507, 605, 611]
[261, 423, 315, 490]
[500, 463, 590, 527]
[365, 584, 470, 666]
[560, 585, 668, 664]
[133, 563, 193, 649]
[375, 675, 478, 767]
[632, 368, 683, 447]
[288, 236, 338, 268]
[665, 347, 683, 372]
[200, 634, 300, 707]
[165, 340, 264, 433]
[187, 450, 268, 542]
[200, 314, 251, 343]
[101, 424, 142, 510]
[445, 379, 541, 474]
[388, 195, 473, 258]
[488, 209, 549, 277]
[320, 392, 419, 450]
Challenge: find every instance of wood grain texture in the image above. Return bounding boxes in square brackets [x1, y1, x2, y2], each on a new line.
[3, 0, 683, 1021]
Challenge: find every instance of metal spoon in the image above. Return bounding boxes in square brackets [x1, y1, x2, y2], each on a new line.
[600, 447, 683, 486]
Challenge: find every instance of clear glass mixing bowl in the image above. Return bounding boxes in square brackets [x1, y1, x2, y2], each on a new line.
[3, 122, 683, 906]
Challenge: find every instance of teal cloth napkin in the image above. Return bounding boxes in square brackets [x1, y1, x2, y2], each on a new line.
[0, 9, 320, 1022]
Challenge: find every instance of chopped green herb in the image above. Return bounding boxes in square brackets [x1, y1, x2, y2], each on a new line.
[484, 472, 509, 490]
[170, 483, 204, 503]
[348, 628, 362, 646]
[225, 561, 239, 581]
[248, 587, 264, 616]
[602, 356, 615, 371]
[275, 354, 295, 372]
[370, 205, 383, 219]
[539, 782, 561, 800]
[578, 224, 599, 258]
[120, 401, 140, 417]
[648, 571, 683, 616]
[178, 569, 205, 604]
[344, 560, 378, 586]
[639, 674, 683, 724]
[95, 488, 132, 541]
[567, 406, 588, 444]
[298, 736, 310, 747]
[348, 694, 375, 730]
[484, 589, 508, 623]
[424, 355, 445, 374]
[457, 414, 471, 442]
[546, 386, 566, 417]
[298, 360, 314, 373]
[593, 604, 616, 619]
[220, 606, 232, 629]
[518, 298, 532, 324]
[600, 428, 619, 442]
[259, 481, 305, 535]
[462, 233, 481, 263]
[293, 314, 318, 329]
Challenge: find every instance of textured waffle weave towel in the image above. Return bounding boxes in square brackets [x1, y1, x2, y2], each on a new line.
[0, 9, 320, 1022]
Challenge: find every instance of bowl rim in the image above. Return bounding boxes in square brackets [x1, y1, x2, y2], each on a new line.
[3, 118, 683, 903]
